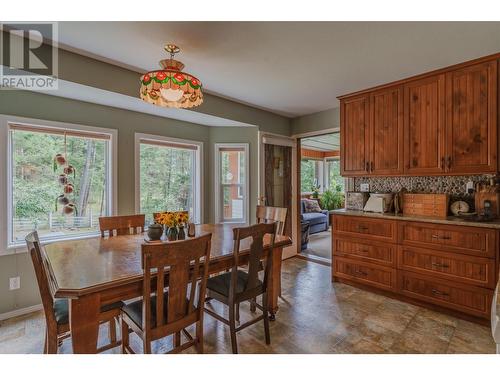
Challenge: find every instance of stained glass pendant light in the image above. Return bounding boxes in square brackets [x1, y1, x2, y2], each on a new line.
[140, 44, 203, 109]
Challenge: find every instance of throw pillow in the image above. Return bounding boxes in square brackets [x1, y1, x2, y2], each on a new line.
[304, 199, 322, 213]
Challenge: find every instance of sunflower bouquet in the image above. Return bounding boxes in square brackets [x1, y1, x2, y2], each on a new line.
[154, 211, 190, 241]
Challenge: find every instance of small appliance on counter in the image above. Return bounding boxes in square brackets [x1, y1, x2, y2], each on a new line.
[363, 192, 394, 213]
[345, 192, 369, 211]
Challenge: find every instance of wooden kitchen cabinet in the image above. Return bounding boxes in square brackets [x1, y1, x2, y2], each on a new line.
[340, 94, 370, 175]
[370, 86, 404, 175]
[339, 54, 499, 177]
[404, 74, 446, 174]
[445, 60, 498, 174]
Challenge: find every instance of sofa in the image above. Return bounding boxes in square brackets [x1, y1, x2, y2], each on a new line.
[300, 199, 329, 234]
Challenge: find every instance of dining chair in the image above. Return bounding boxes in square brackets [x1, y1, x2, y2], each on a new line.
[99, 214, 145, 237]
[120, 233, 212, 354]
[256, 205, 287, 235]
[26, 231, 123, 354]
[255, 205, 287, 304]
[203, 223, 276, 354]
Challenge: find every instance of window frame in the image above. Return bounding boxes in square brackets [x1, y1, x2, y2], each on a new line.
[0, 115, 118, 255]
[214, 143, 249, 225]
[325, 156, 345, 192]
[134, 133, 203, 225]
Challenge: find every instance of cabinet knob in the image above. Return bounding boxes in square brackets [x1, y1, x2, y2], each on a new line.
[431, 289, 449, 297]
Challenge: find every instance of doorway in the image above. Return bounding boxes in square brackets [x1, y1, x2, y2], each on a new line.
[296, 132, 344, 264]
[258, 132, 298, 259]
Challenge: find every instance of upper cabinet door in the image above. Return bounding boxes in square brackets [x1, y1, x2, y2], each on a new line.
[445, 61, 498, 174]
[341, 95, 370, 176]
[404, 74, 446, 175]
[370, 86, 404, 175]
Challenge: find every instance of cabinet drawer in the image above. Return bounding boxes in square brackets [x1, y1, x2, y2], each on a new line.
[399, 221, 497, 257]
[398, 271, 492, 318]
[333, 215, 397, 243]
[334, 257, 396, 291]
[397, 246, 496, 288]
[333, 237, 395, 266]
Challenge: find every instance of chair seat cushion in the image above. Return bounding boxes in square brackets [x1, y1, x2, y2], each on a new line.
[206, 270, 262, 297]
[122, 294, 169, 329]
[302, 212, 327, 225]
[53, 299, 124, 325]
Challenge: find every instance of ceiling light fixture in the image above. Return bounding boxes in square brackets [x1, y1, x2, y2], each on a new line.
[140, 44, 203, 109]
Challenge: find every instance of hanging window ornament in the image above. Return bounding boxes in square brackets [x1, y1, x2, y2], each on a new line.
[54, 130, 78, 216]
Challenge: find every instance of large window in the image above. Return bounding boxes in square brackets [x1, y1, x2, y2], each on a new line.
[326, 158, 344, 192]
[300, 159, 323, 193]
[136, 134, 202, 224]
[5, 121, 115, 246]
[215, 144, 249, 224]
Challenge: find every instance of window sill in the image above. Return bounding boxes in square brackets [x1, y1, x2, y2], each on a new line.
[2, 232, 101, 257]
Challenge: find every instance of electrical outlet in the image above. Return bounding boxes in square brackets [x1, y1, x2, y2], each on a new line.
[360, 183, 370, 192]
[9, 276, 20, 290]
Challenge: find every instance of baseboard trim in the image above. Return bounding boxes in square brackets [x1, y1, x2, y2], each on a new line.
[0, 304, 43, 321]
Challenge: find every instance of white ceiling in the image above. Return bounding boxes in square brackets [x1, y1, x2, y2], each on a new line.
[301, 133, 339, 151]
[55, 22, 500, 117]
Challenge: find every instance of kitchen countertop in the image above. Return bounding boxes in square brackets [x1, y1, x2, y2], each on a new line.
[331, 209, 500, 229]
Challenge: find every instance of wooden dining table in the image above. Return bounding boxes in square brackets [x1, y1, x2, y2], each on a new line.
[43, 223, 291, 354]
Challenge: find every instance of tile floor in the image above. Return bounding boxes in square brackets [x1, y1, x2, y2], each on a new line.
[301, 229, 331, 260]
[0, 258, 496, 354]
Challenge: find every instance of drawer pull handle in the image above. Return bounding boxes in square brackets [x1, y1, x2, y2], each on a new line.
[359, 247, 370, 253]
[431, 289, 449, 297]
[431, 262, 449, 268]
[357, 225, 368, 231]
[355, 270, 368, 276]
[431, 234, 451, 240]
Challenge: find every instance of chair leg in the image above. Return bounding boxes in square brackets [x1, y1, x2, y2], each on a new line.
[262, 293, 271, 345]
[228, 304, 238, 354]
[46, 330, 58, 354]
[250, 297, 257, 313]
[235, 302, 240, 322]
[121, 319, 130, 354]
[143, 335, 151, 354]
[109, 318, 117, 345]
[43, 329, 48, 354]
[174, 331, 181, 347]
[196, 320, 204, 354]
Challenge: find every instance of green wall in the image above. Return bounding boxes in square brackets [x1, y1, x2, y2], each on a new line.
[290, 107, 340, 136]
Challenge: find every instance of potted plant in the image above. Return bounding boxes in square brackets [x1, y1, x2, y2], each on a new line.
[320, 185, 345, 211]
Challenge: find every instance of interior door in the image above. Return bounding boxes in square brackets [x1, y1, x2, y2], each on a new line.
[370, 86, 404, 175]
[259, 133, 297, 259]
[340, 95, 370, 176]
[446, 60, 497, 174]
[404, 74, 446, 175]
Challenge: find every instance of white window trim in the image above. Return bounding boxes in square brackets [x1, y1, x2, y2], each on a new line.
[214, 143, 249, 225]
[134, 133, 203, 224]
[0, 114, 118, 256]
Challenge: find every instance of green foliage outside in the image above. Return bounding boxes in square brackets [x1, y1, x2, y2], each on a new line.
[300, 159, 318, 192]
[140, 144, 194, 224]
[12, 130, 107, 240]
[321, 184, 345, 210]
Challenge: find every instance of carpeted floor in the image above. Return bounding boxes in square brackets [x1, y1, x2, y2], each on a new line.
[301, 229, 331, 260]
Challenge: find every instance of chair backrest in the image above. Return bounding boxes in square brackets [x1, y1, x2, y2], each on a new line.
[25, 231, 58, 328]
[256, 206, 287, 236]
[141, 233, 212, 335]
[231, 223, 276, 300]
[99, 214, 145, 237]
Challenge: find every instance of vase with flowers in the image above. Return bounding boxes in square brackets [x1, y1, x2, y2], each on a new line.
[176, 211, 189, 240]
[157, 212, 179, 241]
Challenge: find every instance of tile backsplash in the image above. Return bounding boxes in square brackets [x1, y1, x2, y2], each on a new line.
[353, 175, 492, 206]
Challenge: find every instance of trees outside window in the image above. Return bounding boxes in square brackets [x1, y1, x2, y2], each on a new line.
[9, 125, 112, 244]
[137, 136, 201, 225]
